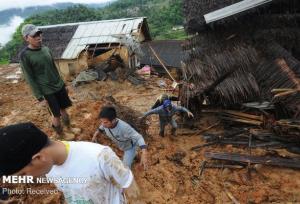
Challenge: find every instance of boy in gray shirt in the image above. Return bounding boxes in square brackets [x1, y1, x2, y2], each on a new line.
[92, 106, 148, 169]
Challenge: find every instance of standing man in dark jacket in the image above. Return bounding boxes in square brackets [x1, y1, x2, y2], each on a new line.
[20, 24, 72, 134]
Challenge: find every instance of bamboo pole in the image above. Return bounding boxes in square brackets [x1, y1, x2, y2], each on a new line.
[148, 44, 176, 82]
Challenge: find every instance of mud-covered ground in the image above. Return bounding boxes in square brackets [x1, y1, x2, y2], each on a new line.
[1, 64, 300, 203]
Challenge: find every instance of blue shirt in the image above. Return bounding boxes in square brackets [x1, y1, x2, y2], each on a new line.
[143, 104, 190, 122]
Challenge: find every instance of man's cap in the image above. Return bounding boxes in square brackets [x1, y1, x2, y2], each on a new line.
[0, 122, 48, 176]
[21, 24, 42, 37]
[163, 99, 172, 109]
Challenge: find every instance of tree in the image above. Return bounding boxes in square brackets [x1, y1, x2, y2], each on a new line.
[2, 0, 186, 64]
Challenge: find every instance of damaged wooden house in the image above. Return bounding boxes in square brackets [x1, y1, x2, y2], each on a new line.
[38, 17, 151, 80]
[182, 0, 300, 168]
[181, 0, 300, 119]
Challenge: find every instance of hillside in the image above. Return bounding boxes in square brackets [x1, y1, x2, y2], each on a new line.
[0, 2, 111, 25]
[0, 0, 185, 64]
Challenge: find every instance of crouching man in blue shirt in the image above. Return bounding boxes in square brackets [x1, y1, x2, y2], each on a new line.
[141, 100, 194, 137]
[92, 106, 148, 170]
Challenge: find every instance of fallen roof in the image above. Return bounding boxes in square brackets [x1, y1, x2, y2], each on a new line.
[38, 17, 151, 59]
[40, 25, 78, 59]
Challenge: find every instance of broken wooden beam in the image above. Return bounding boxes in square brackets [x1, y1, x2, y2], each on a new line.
[223, 110, 263, 121]
[202, 109, 264, 126]
[276, 119, 300, 129]
[205, 163, 245, 169]
[190, 142, 217, 151]
[224, 187, 240, 204]
[242, 101, 274, 110]
[204, 152, 300, 169]
[271, 88, 295, 93]
[196, 140, 282, 148]
[219, 116, 263, 126]
[202, 109, 263, 121]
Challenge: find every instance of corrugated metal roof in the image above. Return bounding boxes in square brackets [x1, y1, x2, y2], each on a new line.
[39, 17, 147, 59]
[204, 0, 272, 24]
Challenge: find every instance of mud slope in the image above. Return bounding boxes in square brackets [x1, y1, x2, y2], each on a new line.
[1, 64, 300, 203]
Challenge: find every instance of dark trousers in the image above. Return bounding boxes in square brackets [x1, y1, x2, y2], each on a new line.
[159, 118, 177, 136]
[44, 86, 72, 117]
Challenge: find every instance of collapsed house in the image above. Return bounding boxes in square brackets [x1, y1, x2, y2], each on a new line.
[181, 0, 300, 169]
[140, 40, 184, 79]
[181, 0, 300, 119]
[38, 17, 151, 80]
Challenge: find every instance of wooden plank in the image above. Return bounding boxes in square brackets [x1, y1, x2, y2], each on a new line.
[221, 113, 262, 122]
[205, 152, 300, 169]
[190, 142, 217, 151]
[222, 110, 263, 121]
[242, 101, 274, 110]
[200, 139, 282, 147]
[201, 109, 263, 121]
[205, 163, 245, 169]
[271, 88, 294, 93]
[224, 188, 240, 204]
[204, 0, 272, 24]
[219, 116, 262, 126]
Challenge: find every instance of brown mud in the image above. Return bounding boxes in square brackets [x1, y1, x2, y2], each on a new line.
[1, 64, 300, 203]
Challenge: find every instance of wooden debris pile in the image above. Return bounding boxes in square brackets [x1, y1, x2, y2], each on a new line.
[181, 0, 300, 119]
[190, 126, 300, 179]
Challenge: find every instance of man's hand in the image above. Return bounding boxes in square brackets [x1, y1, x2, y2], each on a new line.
[187, 111, 194, 118]
[140, 149, 148, 170]
[65, 85, 69, 93]
[38, 99, 48, 108]
[92, 130, 99, 143]
[124, 179, 140, 200]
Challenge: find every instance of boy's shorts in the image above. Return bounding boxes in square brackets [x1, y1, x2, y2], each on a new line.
[44, 86, 72, 117]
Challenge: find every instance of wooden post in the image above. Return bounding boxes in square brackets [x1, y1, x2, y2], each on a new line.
[148, 44, 176, 82]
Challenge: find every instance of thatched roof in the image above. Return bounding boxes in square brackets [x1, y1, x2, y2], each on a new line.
[181, 34, 260, 107]
[181, 0, 300, 118]
[10, 25, 77, 63]
[40, 25, 78, 59]
[140, 40, 184, 68]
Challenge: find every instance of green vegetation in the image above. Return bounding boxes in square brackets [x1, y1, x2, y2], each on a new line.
[0, 0, 186, 64]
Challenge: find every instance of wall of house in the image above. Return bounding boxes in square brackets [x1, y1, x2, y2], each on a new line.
[133, 32, 146, 42]
[54, 45, 140, 81]
[54, 52, 88, 81]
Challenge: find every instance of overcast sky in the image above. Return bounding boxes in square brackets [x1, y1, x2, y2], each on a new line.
[0, 16, 23, 45]
[0, 0, 111, 11]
